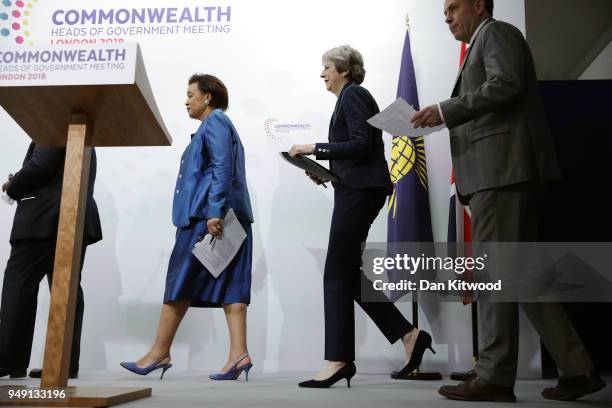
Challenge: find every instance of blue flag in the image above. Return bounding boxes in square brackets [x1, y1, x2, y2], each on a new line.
[387, 31, 434, 244]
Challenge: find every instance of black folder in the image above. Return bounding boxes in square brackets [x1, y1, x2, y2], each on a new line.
[280, 152, 340, 182]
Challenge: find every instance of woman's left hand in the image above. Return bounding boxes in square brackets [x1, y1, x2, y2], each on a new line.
[288, 144, 315, 157]
[207, 217, 224, 236]
[1, 174, 13, 193]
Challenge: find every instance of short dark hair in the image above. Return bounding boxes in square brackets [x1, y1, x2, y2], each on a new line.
[188, 73, 229, 111]
[484, 0, 494, 16]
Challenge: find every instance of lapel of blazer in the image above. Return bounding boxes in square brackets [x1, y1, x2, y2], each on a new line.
[328, 83, 352, 140]
[23, 142, 36, 165]
[451, 18, 494, 96]
[332, 83, 351, 125]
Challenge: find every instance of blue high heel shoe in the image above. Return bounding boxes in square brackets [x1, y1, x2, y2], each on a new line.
[209, 354, 253, 381]
[120, 357, 173, 379]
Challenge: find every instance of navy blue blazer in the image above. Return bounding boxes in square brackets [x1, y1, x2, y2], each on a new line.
[172, 109, 253, 228]
[7, 142, 102, 245]
[314, 83, 392, 193]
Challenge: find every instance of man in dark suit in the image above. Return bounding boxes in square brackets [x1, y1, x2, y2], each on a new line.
[412, 0, 605, 402]
[0, 142, 102, 379]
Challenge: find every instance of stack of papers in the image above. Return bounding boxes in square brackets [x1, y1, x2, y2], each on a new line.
[192, 209, 246, 278]
[367, 97, 446, 137]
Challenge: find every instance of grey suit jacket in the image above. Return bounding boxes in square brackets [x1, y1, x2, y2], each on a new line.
[440, 19, 560, 202]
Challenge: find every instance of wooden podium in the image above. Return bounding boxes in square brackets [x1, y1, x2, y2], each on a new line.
[0, 43, 171, 407]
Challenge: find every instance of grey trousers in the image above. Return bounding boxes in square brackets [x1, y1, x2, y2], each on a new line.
[468, 183, 594, 387]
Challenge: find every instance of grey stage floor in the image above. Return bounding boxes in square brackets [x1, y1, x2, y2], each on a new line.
[2, 370, 611, 408]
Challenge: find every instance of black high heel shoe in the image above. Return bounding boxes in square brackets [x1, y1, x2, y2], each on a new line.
[392, 330, 436, 379]
[299, 362, 356, 388]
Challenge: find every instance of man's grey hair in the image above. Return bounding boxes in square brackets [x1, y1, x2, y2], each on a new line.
[322, 45, 366, 85]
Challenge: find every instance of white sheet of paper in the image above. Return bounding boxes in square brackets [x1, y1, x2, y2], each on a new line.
[191, 208, 247, 278]
[367, 97, 446, 137]
[1, 193, 14, 206]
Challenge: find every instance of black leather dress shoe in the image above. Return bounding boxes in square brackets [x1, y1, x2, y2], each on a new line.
[29, 368, 78, 379]
[450, 369, 477, 382]
[439, 377, 516, 402]
[0, 368, 27, 379]
[542, 371, 606, 401]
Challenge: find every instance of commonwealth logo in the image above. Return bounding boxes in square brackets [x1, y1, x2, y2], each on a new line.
[388, 135, 428, 218]
[0, 0, 39, 45]
[264, 118, 311, 140]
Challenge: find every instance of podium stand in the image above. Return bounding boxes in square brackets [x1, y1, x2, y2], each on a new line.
[0, 43, 171, 407]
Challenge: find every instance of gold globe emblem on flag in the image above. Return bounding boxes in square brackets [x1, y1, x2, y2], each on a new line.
[388, 135, 428, 218]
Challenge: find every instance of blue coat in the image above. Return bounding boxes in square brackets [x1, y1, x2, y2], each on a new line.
[172, 109, 253, 228]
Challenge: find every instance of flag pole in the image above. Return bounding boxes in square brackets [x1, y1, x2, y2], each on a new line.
[393, 12, 441, 382]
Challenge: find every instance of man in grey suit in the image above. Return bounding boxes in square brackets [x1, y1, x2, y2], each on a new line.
[412, 0, 606, 402]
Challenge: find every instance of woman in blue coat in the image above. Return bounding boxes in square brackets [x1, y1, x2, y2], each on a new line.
[121, 74, 254, 381]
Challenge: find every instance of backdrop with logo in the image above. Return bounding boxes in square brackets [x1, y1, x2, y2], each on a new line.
[0, 0, 541, 375]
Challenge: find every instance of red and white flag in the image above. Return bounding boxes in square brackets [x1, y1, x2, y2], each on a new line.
[447, 42, 474, 304]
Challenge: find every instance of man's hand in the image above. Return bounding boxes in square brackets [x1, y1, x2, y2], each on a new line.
[288, 144, 315, 157]
[207, 217, 224, 237]
[411, 105, 443, 128]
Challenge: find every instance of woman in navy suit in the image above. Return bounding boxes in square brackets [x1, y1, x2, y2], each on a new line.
[289, 45, 434, 388]
[121, 74, 254, 381]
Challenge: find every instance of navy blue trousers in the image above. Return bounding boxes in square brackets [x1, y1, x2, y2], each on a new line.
[324, 185, 413, 361]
